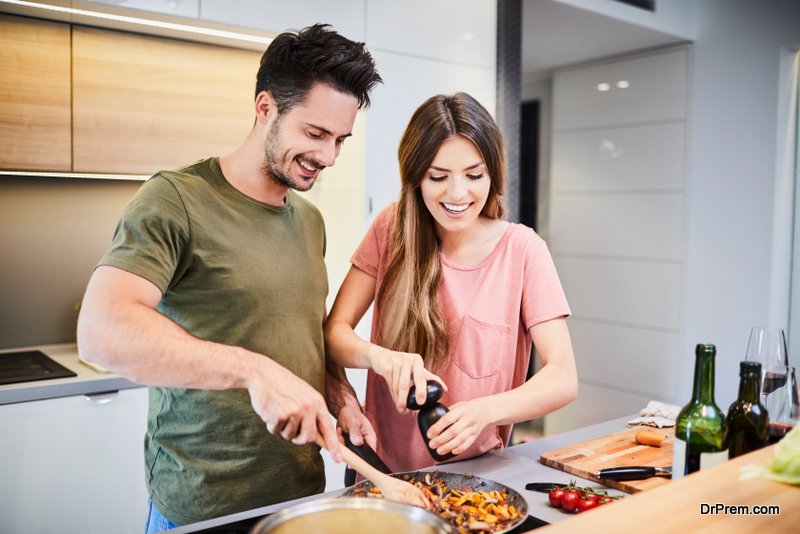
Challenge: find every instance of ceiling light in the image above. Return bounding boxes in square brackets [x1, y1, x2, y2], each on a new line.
[616, 80, 630, 89]
[0, 0, 273, 45]
[597, 83, 610, 92]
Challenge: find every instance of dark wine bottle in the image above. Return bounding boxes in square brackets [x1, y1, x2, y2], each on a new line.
[672, 344, 728, 479]
[725, 361, 768, 459]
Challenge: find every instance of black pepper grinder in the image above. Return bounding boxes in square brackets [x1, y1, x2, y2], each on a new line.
[406, 380, 456, 462]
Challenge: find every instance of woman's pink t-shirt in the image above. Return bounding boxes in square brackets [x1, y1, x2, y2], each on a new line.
[350, 204, 571, 473]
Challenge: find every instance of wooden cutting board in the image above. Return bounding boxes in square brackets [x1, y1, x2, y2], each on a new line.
[540, 427, 674, 493]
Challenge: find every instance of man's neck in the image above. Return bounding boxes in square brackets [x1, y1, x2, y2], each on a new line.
[219, 136, 289, 207]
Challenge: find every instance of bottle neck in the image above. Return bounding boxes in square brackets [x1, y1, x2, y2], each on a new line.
[738, 374, 761, 403]
[692, 351, 716, 404]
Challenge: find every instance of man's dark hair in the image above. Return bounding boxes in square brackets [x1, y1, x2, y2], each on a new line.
[256, 24, 382, 113]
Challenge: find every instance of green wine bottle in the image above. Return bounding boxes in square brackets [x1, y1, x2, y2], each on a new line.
[725, 361, 768, 459]
[672, 344, 728, 479]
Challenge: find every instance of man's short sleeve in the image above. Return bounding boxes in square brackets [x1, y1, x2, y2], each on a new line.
[98, 175, 191, 294]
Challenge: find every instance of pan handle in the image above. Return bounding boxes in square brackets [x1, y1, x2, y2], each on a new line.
[342, 432, 392, 474]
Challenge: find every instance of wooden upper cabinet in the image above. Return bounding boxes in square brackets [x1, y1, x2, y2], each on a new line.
[72, 27, 262, 174]
[0, 14, 71, 172]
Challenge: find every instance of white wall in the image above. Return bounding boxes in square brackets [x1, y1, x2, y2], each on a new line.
[681, 0, 800, 408]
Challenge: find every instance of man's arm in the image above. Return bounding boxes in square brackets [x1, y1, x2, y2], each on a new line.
[77, 265, 342, 460]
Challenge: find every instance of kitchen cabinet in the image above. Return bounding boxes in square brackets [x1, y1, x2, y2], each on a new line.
[72, 26, 261, 175]
[0, 387, 149, 534]
[553, 48, 688, 130]
[546, 46, 690, 434]
[0, 14, 71, 172]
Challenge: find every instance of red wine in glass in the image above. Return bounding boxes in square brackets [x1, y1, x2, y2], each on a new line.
[767, 422, 794, 444]
[762, 372, 787, 395]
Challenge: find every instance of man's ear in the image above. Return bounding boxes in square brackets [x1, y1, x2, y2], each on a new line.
[255, 91, 276, 125]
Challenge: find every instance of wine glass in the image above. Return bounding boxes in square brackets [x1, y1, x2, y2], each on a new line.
[744, 327, 789, 370]
[763, 364, 799, 444]
[744, 327, 790, 402]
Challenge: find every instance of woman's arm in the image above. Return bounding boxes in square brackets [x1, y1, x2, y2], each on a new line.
[324, 265, 445, 413]
[427, 317, 577, 455]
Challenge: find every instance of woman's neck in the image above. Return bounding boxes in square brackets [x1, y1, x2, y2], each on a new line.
[437, 217, 510, 266]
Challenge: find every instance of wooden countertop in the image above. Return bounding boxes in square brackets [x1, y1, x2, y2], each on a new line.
[539, 444, 800, 533]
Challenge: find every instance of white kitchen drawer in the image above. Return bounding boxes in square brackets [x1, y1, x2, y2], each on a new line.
[554, 48, 688, 131]
[550, 192, 683, 260]
[552, 122, 686, 192]
[569, 319, 679, 399]
[544, 381, 658, 436]
[200, 0, 366, 41]
[366, 0, 496, 68]
[554, 255, 682, 331]
[364, 49, 495, 226]
[0, 387, 149, 534]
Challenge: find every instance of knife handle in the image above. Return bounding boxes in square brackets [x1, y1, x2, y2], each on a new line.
[597, 466, 656, 480]
[342, 432, 392, 474]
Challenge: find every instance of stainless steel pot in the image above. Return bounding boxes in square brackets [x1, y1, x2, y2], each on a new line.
[250, 497, 453, 534]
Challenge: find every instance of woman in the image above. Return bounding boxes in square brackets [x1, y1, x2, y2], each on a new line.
[324, 92, 577, 473]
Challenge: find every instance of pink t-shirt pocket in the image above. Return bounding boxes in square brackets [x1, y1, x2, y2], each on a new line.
[452, 315, 512, 379]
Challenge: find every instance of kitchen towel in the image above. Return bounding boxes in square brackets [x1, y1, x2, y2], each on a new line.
[626, 401, 682, 428]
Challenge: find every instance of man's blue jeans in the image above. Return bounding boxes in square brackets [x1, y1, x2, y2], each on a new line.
[145, 498, 179, 533]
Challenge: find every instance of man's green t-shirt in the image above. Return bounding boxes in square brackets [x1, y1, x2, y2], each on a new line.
[98, 157, 328, 525]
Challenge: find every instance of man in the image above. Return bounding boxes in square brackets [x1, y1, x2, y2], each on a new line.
[77, 24, 382, 530]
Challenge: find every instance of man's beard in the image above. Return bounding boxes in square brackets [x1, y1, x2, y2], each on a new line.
[262, 116, 323, 192]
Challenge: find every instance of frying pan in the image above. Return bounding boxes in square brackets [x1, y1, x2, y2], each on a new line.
[342, 470, 529, 534]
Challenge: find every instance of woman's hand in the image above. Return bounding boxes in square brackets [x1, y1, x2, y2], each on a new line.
[369, 346, 446, 414]
[426, 398, 491, 456]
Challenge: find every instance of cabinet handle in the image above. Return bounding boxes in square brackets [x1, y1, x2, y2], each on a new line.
[84, 390, 119, 404]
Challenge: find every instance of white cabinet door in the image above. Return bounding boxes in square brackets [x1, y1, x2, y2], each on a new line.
[553, 48, 688, 130]
[366, 0, 496, 68]
[0, 388, 149, 534]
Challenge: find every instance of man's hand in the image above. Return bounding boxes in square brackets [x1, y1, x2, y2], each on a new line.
[336, 402, 378, 449]
[246, 362, 341, 462]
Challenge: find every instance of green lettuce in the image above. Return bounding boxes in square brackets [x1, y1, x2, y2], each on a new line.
[740, 424, 800, 485]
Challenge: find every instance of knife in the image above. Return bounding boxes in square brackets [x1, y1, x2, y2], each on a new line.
[597, 466, 672, 480]
[525, 482, 570, 493]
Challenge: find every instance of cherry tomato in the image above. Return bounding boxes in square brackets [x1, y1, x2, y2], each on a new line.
[576, 498, 599, 512]
[600, 497, 616, 504]
[561, 490, 580, 512]
[548, 488, 565, 508]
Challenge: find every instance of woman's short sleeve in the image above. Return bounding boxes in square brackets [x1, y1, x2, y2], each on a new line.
[350, 204, 395, 279]
[520, 228, 571, 330]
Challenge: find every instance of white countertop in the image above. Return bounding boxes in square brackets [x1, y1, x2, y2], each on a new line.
[0, 343, 142, 405]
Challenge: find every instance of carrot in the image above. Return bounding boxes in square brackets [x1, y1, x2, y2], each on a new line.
[635, 430, 664, 447]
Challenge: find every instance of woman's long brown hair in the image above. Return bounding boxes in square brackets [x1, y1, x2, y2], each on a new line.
[376, 93, 507, 372]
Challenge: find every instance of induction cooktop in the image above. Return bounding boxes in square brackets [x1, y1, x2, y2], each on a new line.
[0, 350, 77, 385]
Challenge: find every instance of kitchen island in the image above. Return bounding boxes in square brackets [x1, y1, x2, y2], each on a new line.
[169, 415, 800, 534]
[169, 415, 636, 533]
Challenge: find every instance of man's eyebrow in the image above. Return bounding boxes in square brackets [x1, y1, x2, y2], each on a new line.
[430, 162, 484, 172]
[305, 122, 352, 139]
